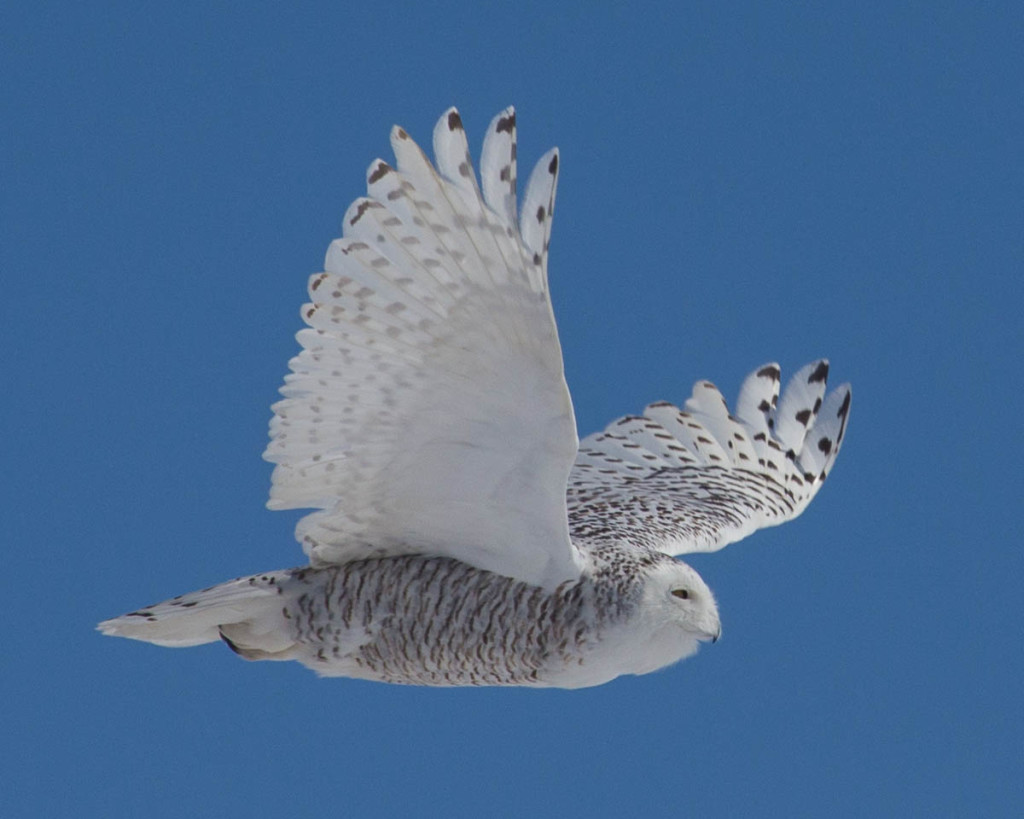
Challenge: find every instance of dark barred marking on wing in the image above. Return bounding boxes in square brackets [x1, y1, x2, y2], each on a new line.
[567, 361, 851, 555]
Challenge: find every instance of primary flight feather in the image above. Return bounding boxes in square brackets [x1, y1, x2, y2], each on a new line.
[99, 108, 851, 688]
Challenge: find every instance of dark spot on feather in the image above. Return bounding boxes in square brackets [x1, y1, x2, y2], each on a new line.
[548, 154, 558, 174]
[496, 113, 515, 134]
[447, 111, 463, 131]
[838, 390, 851, 419]
[349, 200, 372, 226]
[796, 409, 812, 425]
[758, 365, 781, 381]
[368, 162, 391, 184]
[818, 437, 833, 454]
[808, 361, 829, 383]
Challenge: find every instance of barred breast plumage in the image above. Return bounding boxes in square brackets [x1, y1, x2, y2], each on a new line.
[217, 547, 684, 688]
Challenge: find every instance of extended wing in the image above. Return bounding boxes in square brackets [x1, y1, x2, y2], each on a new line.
[567, 361, 851, 553]
[265, 108, 584, 589]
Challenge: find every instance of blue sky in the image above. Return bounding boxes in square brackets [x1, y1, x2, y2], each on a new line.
[3, 1, 1021, 816]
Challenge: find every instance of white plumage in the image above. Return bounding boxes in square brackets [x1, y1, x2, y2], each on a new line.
[99, 108, 851, 688]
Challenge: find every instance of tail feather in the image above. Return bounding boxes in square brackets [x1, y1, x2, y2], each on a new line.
[98, 571, 290, 648]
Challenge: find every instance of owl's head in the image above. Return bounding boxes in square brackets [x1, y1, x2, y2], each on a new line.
[643, 558, 721, 643]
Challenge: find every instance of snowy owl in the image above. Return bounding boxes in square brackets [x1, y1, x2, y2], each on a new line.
[99, 108, 851, 688]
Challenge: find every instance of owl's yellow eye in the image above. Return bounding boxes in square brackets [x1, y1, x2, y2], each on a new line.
[671, 589, 690, 600]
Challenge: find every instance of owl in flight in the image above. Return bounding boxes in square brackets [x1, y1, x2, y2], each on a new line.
[100, 108, 851, 688]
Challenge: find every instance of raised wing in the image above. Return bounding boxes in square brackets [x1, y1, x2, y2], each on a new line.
[567, 361, 851, 553]
[265, 108, 584, 589]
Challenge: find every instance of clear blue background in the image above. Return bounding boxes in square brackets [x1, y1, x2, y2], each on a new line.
[3, 2, 1021, 816]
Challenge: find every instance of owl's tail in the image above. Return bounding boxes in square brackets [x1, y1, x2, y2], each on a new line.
[97, 570, 296, 657]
